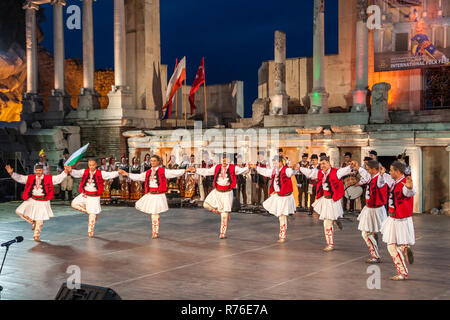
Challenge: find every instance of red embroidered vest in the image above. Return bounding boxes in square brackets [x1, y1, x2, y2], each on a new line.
[23, 175, 54, 201]
[269, 166, 293, 196]
[145, 168, 167, 194]
[389, 177, 414, 219]
[79, 169, 104, 196]
[366, 175, 387, 208]
[316, 168, 345, 202]
[213, 164, 236, 190]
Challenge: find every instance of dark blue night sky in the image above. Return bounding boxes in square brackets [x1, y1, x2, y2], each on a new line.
[39, 0, 339, 117]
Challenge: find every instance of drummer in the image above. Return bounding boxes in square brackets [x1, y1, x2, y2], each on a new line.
[341, 152, 358, 213]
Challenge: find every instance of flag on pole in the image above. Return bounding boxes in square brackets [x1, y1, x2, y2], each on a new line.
[189, 58, 205, 114]
[162, 58, 179, 120]
[64, 144, 89, 167]
[162, 56, 186, 117]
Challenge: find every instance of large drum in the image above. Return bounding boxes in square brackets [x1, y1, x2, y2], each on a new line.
[345, 185, 363, 200]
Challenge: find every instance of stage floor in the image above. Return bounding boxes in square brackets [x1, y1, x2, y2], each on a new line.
[0, 202, 449, 300]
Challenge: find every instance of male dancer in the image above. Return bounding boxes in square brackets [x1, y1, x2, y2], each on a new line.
[298, 156, 354, 251]
[380, 161, 416, 280]
[70, 159, 120, 238]
[255, 151, 269, 206]
[354, 160, 388, 263]
[120, 155, 187, 239]
[57, 148, 73, 201]
[307, 154, 319, 216]
[251, 156, 296, 243]
[236, 154, 248, 206]
[6, 164, 70, 241]
[194, 153, 249, 239]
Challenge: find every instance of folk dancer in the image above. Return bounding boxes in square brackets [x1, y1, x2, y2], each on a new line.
[70, 159, 120, 238]
[298, 156, 353, 251]
[306, 154, 319, 216]
[194, 153, 249, 239]
[57, 148, 73, 201]
[201, 151, 214, 198]
[119, 155, 187, 239]
[251, 156, 296, 243]
[108, 157, 120, 202]
[354, 160, 388, 263]
[129, 157, 143, 202]
[236, 155, 248, 206]
[380, 161, 416, 281]
[253, 151, 269, 206]
[341, 152, 358, 213]
[141, 154, 152, 172]
[6, 164, 70, 242]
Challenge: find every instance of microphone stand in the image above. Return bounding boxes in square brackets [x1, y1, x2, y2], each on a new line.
[0, 245, 11, 296]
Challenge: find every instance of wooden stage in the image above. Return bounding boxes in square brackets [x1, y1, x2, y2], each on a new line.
[0, 203, 449, 300]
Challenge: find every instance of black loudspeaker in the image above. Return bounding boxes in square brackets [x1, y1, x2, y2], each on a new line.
[55, 283, 122, 300]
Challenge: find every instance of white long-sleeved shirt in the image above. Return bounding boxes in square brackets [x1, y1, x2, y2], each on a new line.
[357, 167, 387, 200]
[71, 169, 119, 193]
[383, 174, 417, 198]
[128, 167, 185, 188]
[256, 166, 295, 192]
[12, 172, 67, 196]
[196, 165, 249, 186]
[298, 165, 353, 192]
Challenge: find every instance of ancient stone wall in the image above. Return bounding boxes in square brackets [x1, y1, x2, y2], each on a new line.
[422, 146, 449, 212]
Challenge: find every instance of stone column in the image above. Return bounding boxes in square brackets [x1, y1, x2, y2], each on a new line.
[270, 30, 289, 115]
[369, 82, 390, 124]
[78, 0, 100, 110]
[49, 0, 71, 116]
[352, 0, 369, 112]
[107, 0, 132, 109]
[443, 146, 450, 215]
[422, 0, 428, 18]
[326, 145, 340, 168]
[22, 1, 43, 117]
[438, 0, 443, 17]
[309, 0, 329, 114]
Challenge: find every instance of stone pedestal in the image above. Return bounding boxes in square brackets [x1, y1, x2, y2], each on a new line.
[49, 91, 71, 113]
[308, 90, 329, 114]
[21, 93, 43, 122]
[352, 88, 368, 112]
[107, 86, 133, 109]
[270, 95, 289, 116]
[78, 88, 100, 111]
[370, 82, 391, 124]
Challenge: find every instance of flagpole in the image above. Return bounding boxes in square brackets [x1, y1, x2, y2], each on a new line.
[203, 58, 207, 128]
[184, 78, 187, 129]
[175, 86, 178, 127]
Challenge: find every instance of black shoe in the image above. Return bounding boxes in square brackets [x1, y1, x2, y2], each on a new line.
[68, 191, 73, 201]
[405, 247, 414, 264]
[60, 191, 65, 201]
[335, 219, 343, 230]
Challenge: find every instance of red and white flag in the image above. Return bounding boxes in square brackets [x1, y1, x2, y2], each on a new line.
[163, 56, 186, 112]
[189, 58, 205, 114]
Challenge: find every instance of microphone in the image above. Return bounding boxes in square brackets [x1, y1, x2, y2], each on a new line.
[1, 236, 24, 247]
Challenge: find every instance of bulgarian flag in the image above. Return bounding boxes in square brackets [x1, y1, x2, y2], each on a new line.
[64, 144, 89, 167]
[162, 56, 186, 115]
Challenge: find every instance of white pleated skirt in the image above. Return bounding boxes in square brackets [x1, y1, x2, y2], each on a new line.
[135, 193, 169, 215]
[263, 194, 296, 217]
[72, 194, 102, 215]
[312, 196, 344, 221]
[381, 216, 415, 245]
[203, 189, 233, 213]
[16, 199, 53, 221]
[357, 206, 387, 233]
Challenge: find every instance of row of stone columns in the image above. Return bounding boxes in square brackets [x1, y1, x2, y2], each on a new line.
[22, 0, 129, 115]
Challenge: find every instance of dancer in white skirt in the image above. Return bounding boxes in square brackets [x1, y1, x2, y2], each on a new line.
[380, 161, 416, 281]
[5, 164, 70, 242]
[250, 156, 296, 243]
[194, 153, 249, 239]
[298, 156, 354, 251]
[354, 160, 388, 263]
[119, 155, 188, 239]
[70, 159, 120, 238]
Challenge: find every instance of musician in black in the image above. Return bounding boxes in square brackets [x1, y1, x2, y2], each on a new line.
[341, 152, 358, 213]
[307, 154, 319, 215]
[57, 148, 73, 201]
[296, 153, 310, 210]
[236, 154, 248, 206]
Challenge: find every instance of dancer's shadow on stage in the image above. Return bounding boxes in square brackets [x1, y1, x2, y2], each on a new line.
[94, 236, 143, 251]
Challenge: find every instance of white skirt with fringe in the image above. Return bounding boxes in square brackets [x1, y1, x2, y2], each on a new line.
[203, 189, 233, 213]
[357, 206, 387, 233]
[381, 216, 415, 245]
[16, 199, 53, 221]
[72, 194, 102, 215]
[312, 196, 344, 221]
[135, 193, 169, 215]
[263, 194, 296, 217]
